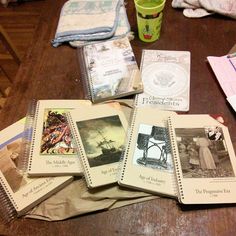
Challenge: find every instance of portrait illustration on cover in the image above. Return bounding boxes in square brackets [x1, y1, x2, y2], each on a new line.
[133, 124, 173, 172]
[76, 115, 125, 168]
[40, 109, 76, 155]
[175, 126, 234, 178]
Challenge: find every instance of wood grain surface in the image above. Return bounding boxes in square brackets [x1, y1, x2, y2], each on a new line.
[0, 0, 236, 235]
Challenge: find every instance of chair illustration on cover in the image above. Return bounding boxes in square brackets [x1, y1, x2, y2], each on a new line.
[136, 126, 169, 169]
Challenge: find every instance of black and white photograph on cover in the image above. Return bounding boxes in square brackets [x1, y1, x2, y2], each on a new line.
[40, 109, 76, 155]
[0, 134, 28, 193]
[175, 127, 234, 178]
[133, 124, 173, 171]
[76, 115, 125, 168]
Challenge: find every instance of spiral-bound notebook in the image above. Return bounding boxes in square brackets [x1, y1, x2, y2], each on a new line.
[0, 118, 73, 222]
[118, 107, 178, 197]
[67, 102, 128, 188]
[168, 114, 236, 204]
[27, 100, 92, 176]
[135, 50, 190, 111]
[79, 36, 143, 103]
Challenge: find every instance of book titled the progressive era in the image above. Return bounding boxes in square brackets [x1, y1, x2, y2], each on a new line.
[80, 36, 143, 103]
[0, 118, 73, 222]
[118, 107, 177, 197]
[67, 102, 128, 188]
[135, 50, 190, 112]
[168, 114, 236, 204]
[27, 100, 91, 176]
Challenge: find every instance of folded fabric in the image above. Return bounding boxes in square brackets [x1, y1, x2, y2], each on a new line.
[69, 2, 131, 47]
[172, 0, 236, 19]
[52, 0, 121, 47]
[25, 178, 158, 221]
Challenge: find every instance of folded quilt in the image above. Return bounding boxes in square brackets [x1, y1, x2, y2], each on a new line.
[172, 0, 236, 19]
[52, 0, 121, 47]
[69, 2, 131, 47]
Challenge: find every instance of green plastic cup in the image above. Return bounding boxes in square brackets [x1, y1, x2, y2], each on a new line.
[134, 0, 166, 42]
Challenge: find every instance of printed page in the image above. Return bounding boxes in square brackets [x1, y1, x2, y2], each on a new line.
[168, 115, 236, 204]
[135, 50, 190, 111]
[207, 55, 236, 97]
[67, 102, 128, 188]
[119, 107, 177, 197]
[0, 119, 72, 216]
[28, 100, 91, 176]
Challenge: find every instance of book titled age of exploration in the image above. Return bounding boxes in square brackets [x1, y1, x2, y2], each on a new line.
[81, 36, 143, 103]
[27, 100, 91, 176]
[168, 114, 236, 204]
[118, 107, 177, 197]
[135, 50, 190, 112]
[0, 118, 73, 221]
[67, 102, 128, 188]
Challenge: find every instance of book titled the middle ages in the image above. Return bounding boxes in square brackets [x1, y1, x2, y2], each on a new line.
[67, 102, 128, 188]
[27, 99, 92, 177]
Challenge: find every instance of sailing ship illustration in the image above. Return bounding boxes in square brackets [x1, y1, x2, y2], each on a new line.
[96, 129, 118, 155]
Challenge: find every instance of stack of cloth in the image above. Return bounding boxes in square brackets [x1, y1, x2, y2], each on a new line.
[172, 0, 236, 19]
[52, 0, 131, 48]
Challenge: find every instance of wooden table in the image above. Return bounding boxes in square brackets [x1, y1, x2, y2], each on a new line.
[0, 0, 236, 235]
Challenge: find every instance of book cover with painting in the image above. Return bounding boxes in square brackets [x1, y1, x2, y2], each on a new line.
[0, 118, 73, 222]
[80, 36, 143, 103]
[27, 100, 91, 176]
[67, 102, 128, 188]
[167, 114, 236, 204]
[118, 107, 177, 197]
[135, 50, 190, 111]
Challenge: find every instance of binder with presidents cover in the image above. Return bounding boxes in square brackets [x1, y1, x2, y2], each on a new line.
[0, 118, 73, 222]
[79, 36, 143, 103]
[168, 114, 236, 204]
[118, 107, 178, 197]
[67, 102, 128, 188]
[26, 99, 91, 176]
[135, 49, 190, 112]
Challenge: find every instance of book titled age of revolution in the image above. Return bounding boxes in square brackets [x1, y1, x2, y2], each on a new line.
[118, 107, 177, 197]
[0, 118, 73, 221]
[168, 114, 236, 204]
[135, 50, 190, 112]
[27, 100, 91, 176]
[80, 36, 143, 103]
[67, 102, 128, 188]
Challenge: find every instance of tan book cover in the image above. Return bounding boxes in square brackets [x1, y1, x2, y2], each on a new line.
[67, 102, 128, 188]
[27, 100, 91, 176]
[81, 36, 143, 103]
[168, 114, 236, 204]
[0, 118, 73, 220]
[118, 107, 177, 197]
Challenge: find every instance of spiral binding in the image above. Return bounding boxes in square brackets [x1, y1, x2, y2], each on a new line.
[118, 106, 138, 182]
[25, 100, 40, 173]
[77, 47, 93, 101]
[167, 117, 184, 201]
[0, 178, 17, 223]
[18, 100, 38, 172]
[66, 113, 93, 187]
[164, 119, 179, 198]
